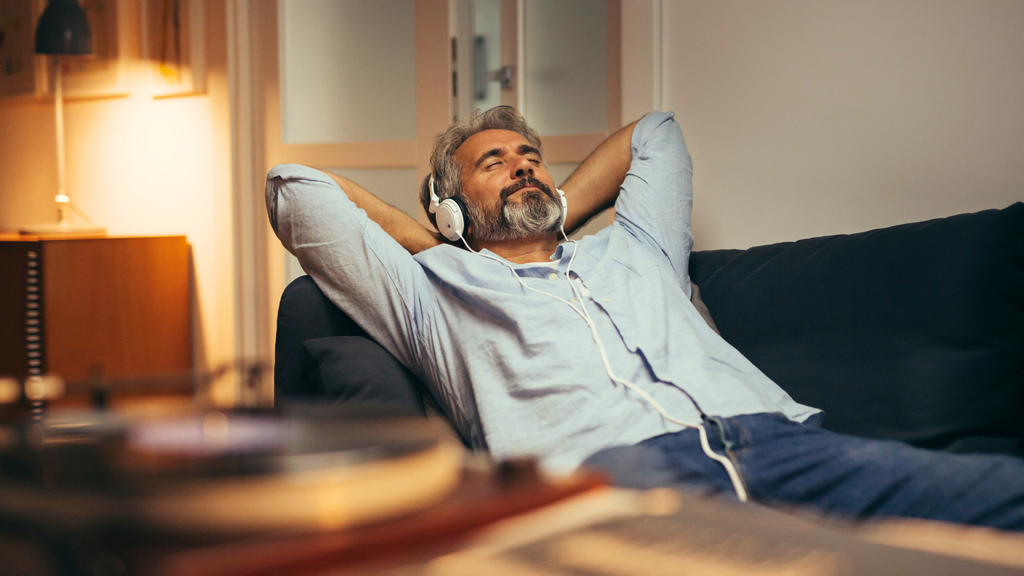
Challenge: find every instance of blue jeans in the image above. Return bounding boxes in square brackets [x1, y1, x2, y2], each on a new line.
[582, 413, 1024, 531]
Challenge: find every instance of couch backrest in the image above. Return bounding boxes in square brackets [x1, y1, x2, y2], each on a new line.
[689, 202, 1024, 454]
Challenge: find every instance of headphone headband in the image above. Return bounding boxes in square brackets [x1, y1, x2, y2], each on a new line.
[428, 175, 439, 214]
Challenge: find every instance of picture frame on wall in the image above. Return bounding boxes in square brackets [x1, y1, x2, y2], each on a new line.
[33, 0, 131, 100]
[139, 0, 205, 97]
[0, 0, 37, 101]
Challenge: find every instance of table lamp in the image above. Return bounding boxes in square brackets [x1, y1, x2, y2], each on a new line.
[19, 0, 106, 235]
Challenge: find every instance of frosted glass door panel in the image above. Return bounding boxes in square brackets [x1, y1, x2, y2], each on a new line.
[523, 0, 608, 136]
[471, 0, 502, 112]
[280, 0, 416, 143]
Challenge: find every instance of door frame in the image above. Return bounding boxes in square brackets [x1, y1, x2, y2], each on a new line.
[226, 0, 450, 398]
[226, 0, 659, 402]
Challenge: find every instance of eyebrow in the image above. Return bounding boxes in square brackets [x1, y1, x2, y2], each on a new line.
[474, 144, 543, 168]
[519, 144, 543, 159]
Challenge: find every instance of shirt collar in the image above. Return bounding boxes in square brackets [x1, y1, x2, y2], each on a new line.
[478, 241, 577, 269]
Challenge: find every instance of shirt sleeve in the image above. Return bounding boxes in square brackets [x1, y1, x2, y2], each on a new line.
[265, 163, 432, 369]
[613, 111, 694, 297]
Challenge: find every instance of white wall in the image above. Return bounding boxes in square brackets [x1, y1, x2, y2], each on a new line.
[0, 2, 236, 395]
[649, 0, 1024, 250]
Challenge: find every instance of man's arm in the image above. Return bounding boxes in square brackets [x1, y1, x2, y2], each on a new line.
[615, 111, 694, 290]
[267, 164, 434, 366]
[559, 119, 640, 235]
[319, 170, 444, 254]
[317, 119, 641, 254]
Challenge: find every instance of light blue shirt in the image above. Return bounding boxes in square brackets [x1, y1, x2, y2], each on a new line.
[266, 111, 820, 472]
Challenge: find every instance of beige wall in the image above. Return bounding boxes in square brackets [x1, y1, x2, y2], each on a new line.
[0, 2, 235, 380]
[655, 0, 1024, 250]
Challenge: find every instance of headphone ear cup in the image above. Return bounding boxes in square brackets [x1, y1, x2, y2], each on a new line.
[435, 196, 468, 241]
[556, 188, 568, 227]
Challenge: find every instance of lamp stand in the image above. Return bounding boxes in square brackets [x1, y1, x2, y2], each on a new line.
[20, 56, 105, 236]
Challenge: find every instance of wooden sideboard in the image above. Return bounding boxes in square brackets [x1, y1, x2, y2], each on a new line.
[0, 235, 191, 400]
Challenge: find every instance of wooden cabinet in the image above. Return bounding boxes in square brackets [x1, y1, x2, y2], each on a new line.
[0, 235, 191, 399]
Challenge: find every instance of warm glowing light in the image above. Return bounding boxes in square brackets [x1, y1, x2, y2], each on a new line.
[23, 375, 65, 402]
[0, 378, 21, 404]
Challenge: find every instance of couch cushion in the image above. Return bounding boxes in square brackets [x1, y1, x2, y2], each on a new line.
[276, 275, 369, 399]
[303, 336, 426, 416]
[689, 203, 1024, 452]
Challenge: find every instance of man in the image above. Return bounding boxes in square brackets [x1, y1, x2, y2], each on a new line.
[266, 107, 1023, 531]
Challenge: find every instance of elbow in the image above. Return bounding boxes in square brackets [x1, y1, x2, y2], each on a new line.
[265, 173, 282, 236]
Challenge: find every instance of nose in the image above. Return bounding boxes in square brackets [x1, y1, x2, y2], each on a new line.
[512, 155, 534, 179]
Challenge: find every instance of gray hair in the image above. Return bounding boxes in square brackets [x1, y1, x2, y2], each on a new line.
[419, 106, 543, 231]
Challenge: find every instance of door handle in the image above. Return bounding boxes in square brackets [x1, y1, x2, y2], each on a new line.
[473, 36, 515, 99]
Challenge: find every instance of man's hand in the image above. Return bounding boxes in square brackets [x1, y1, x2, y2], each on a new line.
[559, 119, 639, 235]
[319, 171, 443, 254]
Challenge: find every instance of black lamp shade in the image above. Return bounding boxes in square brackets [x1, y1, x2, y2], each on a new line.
[34, 0, 93, 55]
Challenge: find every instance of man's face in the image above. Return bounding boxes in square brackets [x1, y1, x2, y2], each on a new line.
[453, 129, 563, 242]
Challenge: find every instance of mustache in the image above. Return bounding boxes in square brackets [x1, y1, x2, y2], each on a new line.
[500, 177, 555, 203]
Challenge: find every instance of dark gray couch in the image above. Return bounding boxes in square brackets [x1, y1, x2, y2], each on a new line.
[275, 203, 1024, 457]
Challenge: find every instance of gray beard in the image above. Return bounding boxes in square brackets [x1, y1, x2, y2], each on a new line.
[466, 188, 563, 242]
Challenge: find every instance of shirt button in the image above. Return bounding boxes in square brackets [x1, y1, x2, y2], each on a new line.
[548, 273, 558, 280]
[602, 297, 611, 303]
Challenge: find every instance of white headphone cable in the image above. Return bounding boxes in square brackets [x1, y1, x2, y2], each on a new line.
[553, 226, 748, 502]
[457, 227, 749, 502]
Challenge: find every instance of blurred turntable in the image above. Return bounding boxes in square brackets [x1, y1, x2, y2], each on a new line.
[0, 370, 603, 576]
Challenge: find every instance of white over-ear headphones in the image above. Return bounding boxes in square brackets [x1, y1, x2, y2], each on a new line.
[429, 175, 468, 241]
[428, 174, 568, 242]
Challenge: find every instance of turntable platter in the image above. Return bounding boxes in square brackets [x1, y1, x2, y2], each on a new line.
[0, 409, 463, 535]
